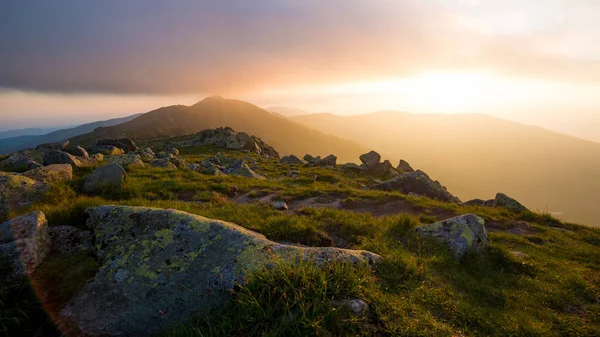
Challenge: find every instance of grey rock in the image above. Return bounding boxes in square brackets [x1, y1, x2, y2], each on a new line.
[359, 151, 381, 169]
[150, 159, 177, 170]
[280, 155, 305, 165]
[303, 154, 316, 163]
[166, 147, 179, 156]
[87, 145, 125, 156]
[107, 154, 145, 169]
[396, 159, 414, 173]
[341, 163, 363, 172]
[97, 138, 139, 153]
[462, 199, 487, 207]
[59, 206, 380, 336]
[413, 214, 488, 259]
[271, 201, 288, 211]
[286, 169, 300, 178]
[334, 298, 370, 316]
[372, 170, 460, 203]
[170, 157, 189, 169]
[83, 163, 127, 194]
[36, 140, 69, 151]
[370, 159, 393, 177]
[22, 164, 73, 183]
[493, 193, 528, 213]
[67, 146, 90, 159]
[315, 154, 337, 167]
[43, 150, 82, 167]
[0, 212, 51, 280]
[191, 127, 279, 158]
[156, 152, 174, 159]
[0, 156, 42, 172]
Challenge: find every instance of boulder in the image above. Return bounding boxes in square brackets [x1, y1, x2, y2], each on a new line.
[150, 159, 177, 170]
[83, 163, 127, 194]
[359, 151, 381, 170]
[0, 156, 42, 172]
[97, 139, 138, 153]
[303, 154, 317, 163]
[43, 150, 82, 167]
[396, 159, 414, 173]
[156, 152, 174, 159]
[315, 154, 337, 167]
[136, 150, 156, 162]
[462, 199, 487, 207]
[170, 157, 189, 169]
[48, 226, 93, 255]
[68, 146, 90, 159]
[22, 164, 73, 183]
[270, 201, 289, 211]
[0, 212, 51, 281]
[203, 165, 226, 176]
[107, 154, 145, 169]
[0, 176, 50, 222]
[341, 163, 363, 172]
[286, 169, 300, 178]
[280, 155, 305, 165]
[493, 193, 528, 213]
[60, 206, 380, 336]
[90, 153, 104, 163]
[413, 214, 488, 259]
[334, 298, 370, 317]
[166, 147, 179, 156]
[372, 170, 460, 203]
[87, 145, 125, 156]
[370, 160, 393, 177]
[228, 161, 264, 179]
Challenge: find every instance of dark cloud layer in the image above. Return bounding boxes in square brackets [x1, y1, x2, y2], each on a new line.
[0, 1, 597, 94]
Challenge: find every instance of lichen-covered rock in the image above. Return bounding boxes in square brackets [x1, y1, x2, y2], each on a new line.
[60, 206, 380, 336]
[0, 212, 51, 281]
[228, 161, 264, 179]
[493, 193, 528, 213]
[43, 150, 82, 167]
[97, 138, 139, 153]
[135, 149, 156, 162]
[280, 155, 305, 165]
[22, 164, 73, 183]
[370, 159, 393, 177]
[67, 145, 90, 159]
[372, 170, 460, 203]
[359, 151, 381, 170]
[413, 214, 488, 259]
[169, 157, 189, 169]
[83, 163, 127, 194]
[396, 159, 414, 173]
[36, 140, 69, 151]
[106, 154, 145, 169]
[48, 226, 93, 255]
[150, 159, 177, 170]
[341, 162, 364, 172]
[0, 176, 50, 222]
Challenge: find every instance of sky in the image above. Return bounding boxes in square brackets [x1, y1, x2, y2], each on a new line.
[0, 0, 599, 141]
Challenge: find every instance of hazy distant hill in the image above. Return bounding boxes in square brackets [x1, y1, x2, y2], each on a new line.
[70, 96, 368, 162]
[293, 111, 600, 227]
[0, 114, 142, 154]
[265, 106, 311, 117]
[0, 127, 66, 140]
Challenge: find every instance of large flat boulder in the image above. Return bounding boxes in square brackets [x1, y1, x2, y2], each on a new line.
[0, 212, 51, 282]
[413, 214, 488, 259]
[0, 175, 50, 222]
[60, 206, 380, 336]
[372, 170, 460, 203]
[22, 164, 73, 183]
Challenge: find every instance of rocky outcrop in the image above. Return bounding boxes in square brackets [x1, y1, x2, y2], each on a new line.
[342, 162, 364, 173]
[199, 153, 263, 178]
[0, 175, 50, 222]
[36, 140, 69, 152]
[372, 170, 460, 203]
[43, 150, 101, 167]
[135, 148, 156, 162]
[413, 214, 488, 259]
[60, 206, 380, 336]
[86, 145, 125, 156]
[22, 164, 73, 183]
[67, 146, 90, 159]
[48, 226, 93, 255]
[0, 155, 42, 172]
[303, 154, 316, 163]
[280, 155, 305, 165]
[304, 154, 337, 168]
[396, 159, 414, 173]
[97, 138, 139, 153]
[83, 163, 127, 194]
[0, 212, 51, 282]
[187, 127, 279, 158]
[493, 193, 528, 213]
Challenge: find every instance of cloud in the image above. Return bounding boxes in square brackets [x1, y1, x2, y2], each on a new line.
[0, 0, 598, 95]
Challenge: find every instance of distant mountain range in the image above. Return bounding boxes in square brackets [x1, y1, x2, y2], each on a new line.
[0, 114, 142, 154]
[265, 106, 311, 117]
[0, 127, 67, 140]
[292, 111, 600, 227]
[69, 96, 369, 162]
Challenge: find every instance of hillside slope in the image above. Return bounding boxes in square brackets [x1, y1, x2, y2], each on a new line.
[0, 114, 142, 154]
[70, 96, 368, 162]
[293, 111, 600, 227]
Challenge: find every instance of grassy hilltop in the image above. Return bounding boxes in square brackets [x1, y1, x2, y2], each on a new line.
[2, 136, 599, 337]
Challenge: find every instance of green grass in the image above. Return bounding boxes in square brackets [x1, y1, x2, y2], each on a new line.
[2, 142, 600, 336]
